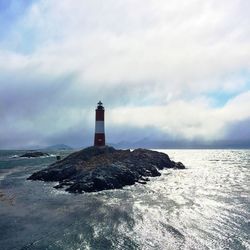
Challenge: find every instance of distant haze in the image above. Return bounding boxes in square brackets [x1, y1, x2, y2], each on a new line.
[0, 0, 250, 149]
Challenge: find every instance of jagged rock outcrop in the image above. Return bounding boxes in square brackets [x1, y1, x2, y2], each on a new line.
[20, 152, 49, 158]
[28, 146, 185, 193]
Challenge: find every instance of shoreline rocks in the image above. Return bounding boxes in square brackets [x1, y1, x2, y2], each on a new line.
[20, 152, 50, 158]
[28, 146, 185, 193]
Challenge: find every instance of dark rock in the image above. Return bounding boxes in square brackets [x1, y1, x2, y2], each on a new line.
[53, 184, 63, 189]
[20, 152, 49, 158]
[28, 146, 185, 193]
[137, 180, 147, 184]
[174, 162, 185, 169]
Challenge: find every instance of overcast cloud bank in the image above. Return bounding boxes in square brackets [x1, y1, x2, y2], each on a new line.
[0, 0, 250, 148]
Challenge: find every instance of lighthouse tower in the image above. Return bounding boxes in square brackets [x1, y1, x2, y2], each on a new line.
[94, 101, 105, 147]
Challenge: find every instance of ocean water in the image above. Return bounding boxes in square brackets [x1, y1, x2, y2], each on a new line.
[0, 149, 249, 250]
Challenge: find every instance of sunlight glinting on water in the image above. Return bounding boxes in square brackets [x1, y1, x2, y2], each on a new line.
[108, 150, 250, 249]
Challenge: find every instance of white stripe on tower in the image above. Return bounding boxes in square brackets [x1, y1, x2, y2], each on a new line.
[95, 121, 104, 133]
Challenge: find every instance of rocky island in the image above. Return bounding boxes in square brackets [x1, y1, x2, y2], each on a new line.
[20, 151, 49, 158]
[28, 146, 185, 193]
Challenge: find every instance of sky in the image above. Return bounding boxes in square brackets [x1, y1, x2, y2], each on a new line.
[0, 0, 250, 149]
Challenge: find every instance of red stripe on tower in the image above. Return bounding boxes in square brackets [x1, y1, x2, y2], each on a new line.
[94, 101, 105, 147]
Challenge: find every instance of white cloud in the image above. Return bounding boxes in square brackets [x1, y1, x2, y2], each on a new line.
[3, 0, 249, 90]
[108, 91, 250, 140]
[219, 91, 250, 121]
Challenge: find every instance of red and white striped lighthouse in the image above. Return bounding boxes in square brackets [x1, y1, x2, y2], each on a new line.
[94, 101, 105, 147]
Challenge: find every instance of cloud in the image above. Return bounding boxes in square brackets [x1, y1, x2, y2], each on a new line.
[0, 0, 250, 148]
[107, 91, 250, 140]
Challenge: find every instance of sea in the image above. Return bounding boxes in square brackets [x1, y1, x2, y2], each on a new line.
[0, 149, 249, 250]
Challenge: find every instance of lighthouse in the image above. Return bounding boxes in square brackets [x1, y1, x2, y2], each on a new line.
[94, 101, 105, 147]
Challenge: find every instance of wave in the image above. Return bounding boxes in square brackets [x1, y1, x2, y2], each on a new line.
[8, 154, 56, 159]
[9, 155, 19, 159]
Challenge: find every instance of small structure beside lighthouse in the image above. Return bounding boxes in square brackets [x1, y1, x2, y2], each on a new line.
[94, 101, 105, 147]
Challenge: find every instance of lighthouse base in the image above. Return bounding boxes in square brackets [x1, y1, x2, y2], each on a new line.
[94, 133, 105, 147]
